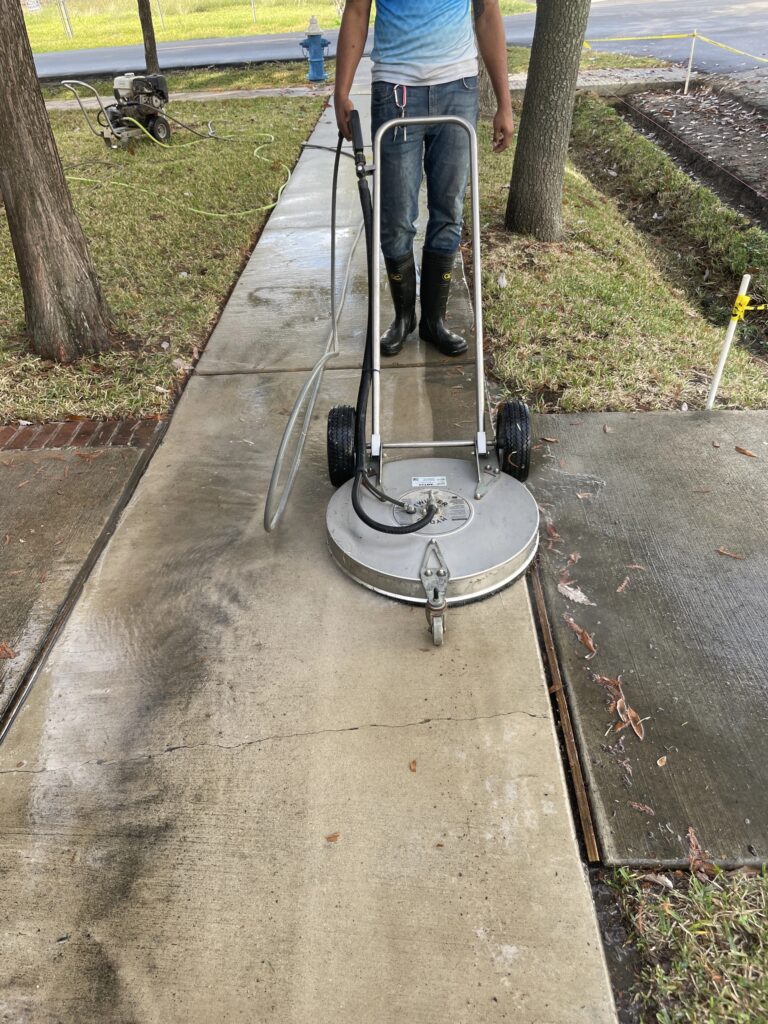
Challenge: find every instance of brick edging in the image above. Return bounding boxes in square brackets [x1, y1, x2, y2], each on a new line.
[0, 417, 166, 452]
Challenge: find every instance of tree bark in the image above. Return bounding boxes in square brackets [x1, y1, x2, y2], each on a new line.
[137, 0, 160, 75]
[505, 0, 590, 241]
[0, 0, 112, 362]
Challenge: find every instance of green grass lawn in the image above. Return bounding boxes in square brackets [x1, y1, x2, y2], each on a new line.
[41, 61, 336, 101]
[477, 113, 768, 411]
[0, 96, 322, 423]
[613, 868, 768, 1023]
[27, 0, 534, 53]
[40, 47, 666, 103]
[507, 44, 667, 74]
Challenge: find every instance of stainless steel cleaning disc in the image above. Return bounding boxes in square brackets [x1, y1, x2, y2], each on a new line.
[326, 457, 540, 605]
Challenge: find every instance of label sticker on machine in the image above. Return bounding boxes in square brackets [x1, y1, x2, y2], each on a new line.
[393, 487, 473, 535]
[411, 476, 448, 488]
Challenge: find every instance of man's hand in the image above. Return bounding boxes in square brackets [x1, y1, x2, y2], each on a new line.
[492, 105, 515, 153]
[335, 93, 355, 141]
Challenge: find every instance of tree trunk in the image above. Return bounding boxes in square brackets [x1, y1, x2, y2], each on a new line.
[0, 0, 112, 362]
[505, 0, 590, 241]
[137, 0, 160, 75]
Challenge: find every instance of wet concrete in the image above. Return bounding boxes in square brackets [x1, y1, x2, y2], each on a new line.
[531, 411, 768, 867]
[0, 65, 616, 1022]
[0, 447, 145, 720]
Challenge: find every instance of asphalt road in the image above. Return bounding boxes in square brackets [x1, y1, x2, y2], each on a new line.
[34, 0, 768, 79]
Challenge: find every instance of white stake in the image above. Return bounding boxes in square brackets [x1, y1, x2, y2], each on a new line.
[58, 0, 73, 37]
[706, 274, 751, 410]
[250, 0, 257, 24]
[684, 30, 697, 95]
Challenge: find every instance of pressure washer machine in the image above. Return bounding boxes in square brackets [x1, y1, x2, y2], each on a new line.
[62, 73, 171, 147]
[266, 111, 539, 647]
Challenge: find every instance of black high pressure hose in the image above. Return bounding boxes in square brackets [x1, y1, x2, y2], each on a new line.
[345, 112, 437, 536]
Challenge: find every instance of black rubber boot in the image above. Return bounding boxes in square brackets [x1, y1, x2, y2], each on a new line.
[418, 250, 468, 356]
[380, 252, 417, 357]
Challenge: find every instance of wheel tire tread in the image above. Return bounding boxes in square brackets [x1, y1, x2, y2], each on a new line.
[327, 405, 356, 487]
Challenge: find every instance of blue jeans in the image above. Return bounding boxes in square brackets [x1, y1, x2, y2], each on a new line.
[370, 77, 479, 260]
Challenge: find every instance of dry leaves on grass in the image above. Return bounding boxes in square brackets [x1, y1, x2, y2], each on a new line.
[564, 614, 597, 658]
[687, 825, 717, 878]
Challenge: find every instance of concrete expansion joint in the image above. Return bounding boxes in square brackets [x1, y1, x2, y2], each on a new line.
[0, 709, 547, 777]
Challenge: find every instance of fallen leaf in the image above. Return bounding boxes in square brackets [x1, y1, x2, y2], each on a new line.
[626, 564, 646, 571]
[0, 642, 19, 659]
[717, 547, 744, 560]
[2, 534, 9, 545]
[566, 551, 581, 569]
[657, 755, 668, 767]
[435, 842, 444, 848]
[640, 872, 673, 889]
[735, 446, 757, 458]
[627, 705, 645, 741]
[75, 451, 104, 462]
[325, 832, 340, 843]
[557, 582, 596, 606]
[616, 696, 629, 723]
[545, 522, 562, 541]
[541, 436, 559, 443]
[17, 479, 29, 489]
[629, 801, 655, 816]
[576, 492, 593, 500]
[409, 760, 417, 773]
[712, 440, 721, 448]
[592, 674, 624, 701]
[603, 424, 613, 434]
[616, 576, 630, 593]
[563, 614, 597, 658]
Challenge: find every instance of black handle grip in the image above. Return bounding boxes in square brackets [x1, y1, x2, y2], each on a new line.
[349, 109, 365, 162]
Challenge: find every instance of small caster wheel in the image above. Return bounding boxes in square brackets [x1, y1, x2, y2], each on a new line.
[431, 615, 445, 646]
[327, 405, 356, 487]
[496, 399, 531, 482]
[148, 115, 171, 143]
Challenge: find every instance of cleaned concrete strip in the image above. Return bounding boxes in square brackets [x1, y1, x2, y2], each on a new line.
[0, 67, 616, 1021]
[531, 411, 768, 867]
[0, 447, 146, 720]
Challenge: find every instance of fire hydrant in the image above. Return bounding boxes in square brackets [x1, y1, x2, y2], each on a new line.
[300, 17, 330, 83]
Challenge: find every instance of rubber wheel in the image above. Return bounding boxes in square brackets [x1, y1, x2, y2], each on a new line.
[327, 405, 356, 487]
[148, 115, 171, 143]
[431, 616, 444, 647]
[495, 399, 531, 481]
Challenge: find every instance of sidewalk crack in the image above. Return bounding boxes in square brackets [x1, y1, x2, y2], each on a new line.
[0, 709, 546, 777]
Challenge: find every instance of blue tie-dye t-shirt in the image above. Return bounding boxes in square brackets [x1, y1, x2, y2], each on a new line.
[371, 0, 478, 86]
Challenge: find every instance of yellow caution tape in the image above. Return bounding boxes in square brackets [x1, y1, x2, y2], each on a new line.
[732, 294, 767, 322]
[696, 34, 768, 65]
[582, 31, 768, 66]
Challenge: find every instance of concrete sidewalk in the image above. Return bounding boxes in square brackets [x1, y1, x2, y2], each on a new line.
[0, 66, 616, 1022]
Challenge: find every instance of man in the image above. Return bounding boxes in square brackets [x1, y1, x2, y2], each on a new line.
[334, 0, 513, 357]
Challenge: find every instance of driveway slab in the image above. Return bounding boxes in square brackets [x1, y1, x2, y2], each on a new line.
[531, 411, 768, 867]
